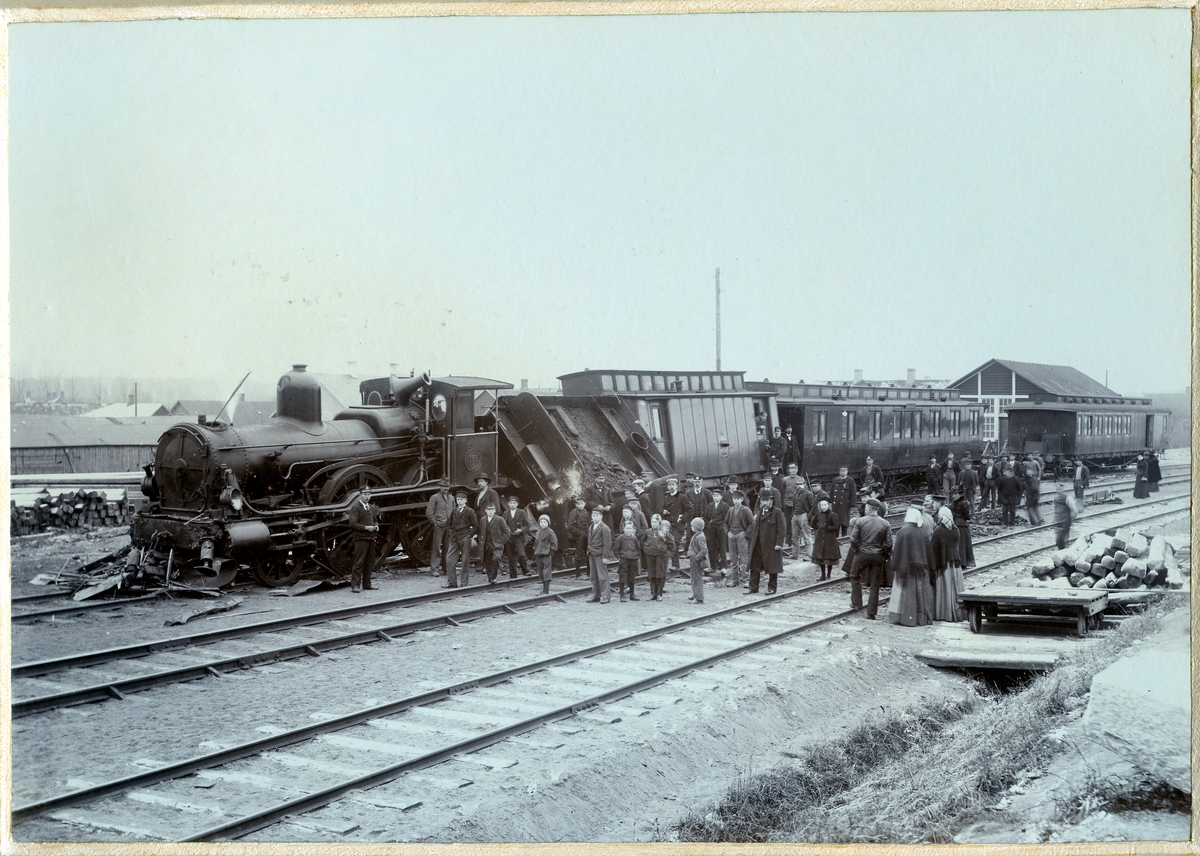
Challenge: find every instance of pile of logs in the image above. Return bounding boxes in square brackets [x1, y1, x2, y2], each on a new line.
[10, 488, 132, 536]
[1029, 527, 1186, 590]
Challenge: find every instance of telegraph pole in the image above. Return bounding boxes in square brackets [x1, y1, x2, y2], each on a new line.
[715, 267, 721, 371]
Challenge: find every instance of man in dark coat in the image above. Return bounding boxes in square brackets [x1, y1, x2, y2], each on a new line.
[586, 508, 613, 603]
[661, 476, 687, 572]
[997, 467, 1024, 527]
[583, 473, 615, 531]
[473, 475, 502, 520]
[346, 485, 381, 593]
[766, 427, 786, 465]
[1072, 459, 1090, 503]
[861, 456, 884, 491]
[830, 467, 857, 537]
[781, 426, 802, 471]
[925, 457, 942, 496]
[1021, 456, 1043, 525]
[681, 473, 713, 535]
[705, 488, 730, 573]
[502, 496, 532, 578]
[445, 491, 478, 588]
[424, 477, 455, 575]
[1147, 452, 1162, 492]
[477, 501, 511, 584]
[754, 473, 783, 515]
[958, 458, 979, 509]
[847, 499, 893, 619]
[746, 494, 786, 595]
[979, 456, 1001, 513]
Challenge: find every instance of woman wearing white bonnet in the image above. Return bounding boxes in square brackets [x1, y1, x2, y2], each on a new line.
[887, 506, 933, 626]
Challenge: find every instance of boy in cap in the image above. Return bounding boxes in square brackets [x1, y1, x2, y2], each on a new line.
[502, 496, 532, 578]
[686, 517, 709, 603]
[614, 521, 642, 602]
[705, 487, 729, 576]
[445, 491, 478, 588]
[586, 508, 613, 603]
[566, 496, 590, 578]
[424, 477, 454, 575]
[532, 514, 558, 594]
[725, 490, 753, 587]
[478, 501, 510, 584]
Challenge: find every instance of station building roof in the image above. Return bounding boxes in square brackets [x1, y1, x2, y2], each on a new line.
[949, 359, 1131, 402]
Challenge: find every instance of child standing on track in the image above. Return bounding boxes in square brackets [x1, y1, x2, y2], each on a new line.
[532, 514, 558, 594]
[642, 519, 674, 601]
[687, 517, 709, 604]
[614, 521, 642, 602]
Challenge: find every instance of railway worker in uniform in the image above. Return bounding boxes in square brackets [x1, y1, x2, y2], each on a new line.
[1147, 451, 1162, 493]
[810, 497, 841, 581]
[781, 463, 804, 550]
[861, 456, 884, 492]
[830, 467, 857, 537]
[1071, 459, 1090, 505]
[682, 473, 713, 535]
[925, 456, 942, 496]
[746, 493, 786, 595]
[502, 497, 532, 578]
[705, 488, 730, 576]
[614, 521, 642, 602]
[445, 491, 478, 588]
[958, 457, 978, 510]
[1021, 456, 1044, 525]
[642, 518, 674, 601]
[930, 497, 964, 621]
[662, 476, 687, 573]
[346, 485, 381, 593]
[586, 508, 613, 604]
[886, 507, 933, 627]
[474, 475, 502, 520]
[847, 498, 893, 619]
[950, 487, 975, 569]
[533, 515, 558, 595]
[566, 497, 591, 578]
[997, 467, 1023, 527]
[424, 477, 455, 575]
[478, 502, 510, 585]
[686, 517, 710, 603]
[1133, 454, 1150, 498]
[979, 456, 1001, 514]
[725, 491, 754, 587]
[583, 473, 615, 531]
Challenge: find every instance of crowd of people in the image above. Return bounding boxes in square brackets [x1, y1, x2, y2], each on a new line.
[343, 447, 1165, 617]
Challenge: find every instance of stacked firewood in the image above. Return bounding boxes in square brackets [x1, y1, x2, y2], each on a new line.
[1028, 527, 1186, 590]
[11, 488, 131, 535]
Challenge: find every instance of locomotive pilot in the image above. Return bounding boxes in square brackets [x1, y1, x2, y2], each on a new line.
[347, 485, 381, 593]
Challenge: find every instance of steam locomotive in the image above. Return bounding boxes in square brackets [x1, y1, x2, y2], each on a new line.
[130, 365, 513, 589]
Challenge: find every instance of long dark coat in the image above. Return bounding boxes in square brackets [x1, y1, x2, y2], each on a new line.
[746, 505, 786, 575]
[810, 509, 842, 564]
[830, 476, 857, 520]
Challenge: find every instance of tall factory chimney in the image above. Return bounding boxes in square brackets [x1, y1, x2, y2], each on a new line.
[853, 369, 863, 383]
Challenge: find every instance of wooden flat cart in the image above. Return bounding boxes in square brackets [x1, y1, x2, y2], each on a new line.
[958, 586, 1109, 636]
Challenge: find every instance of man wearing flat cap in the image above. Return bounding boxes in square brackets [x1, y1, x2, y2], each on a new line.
[425, 477, 455, 575]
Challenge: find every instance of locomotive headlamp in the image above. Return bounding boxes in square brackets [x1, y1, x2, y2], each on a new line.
[219, 468, 245, 513]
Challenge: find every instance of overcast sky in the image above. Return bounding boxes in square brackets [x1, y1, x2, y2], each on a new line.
[9, 9, 1192, 398]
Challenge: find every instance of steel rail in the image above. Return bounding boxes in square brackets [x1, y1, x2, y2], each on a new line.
[13, 498, 1190, 827]
[13, 489, 1189, 716]
[12, 564, 604, 679]
[11, 578, 829, 822]
[12, 593, 165, 623]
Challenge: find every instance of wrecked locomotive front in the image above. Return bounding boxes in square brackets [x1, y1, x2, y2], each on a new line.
[129, 364, 504, 589]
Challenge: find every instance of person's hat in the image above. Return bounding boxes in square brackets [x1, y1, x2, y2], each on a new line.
[476, 474, 491, 484]
[857, 487, 870, 496]
[732, 490, 745, 500]
[666, 476, 679, 483]
[573, 495, 586, 503]
[865, 498, 882, 511]
[633, 477, 646, 485]
[539, 514, 551, 525]
[931, 494, 947, 502]
[437, 477, 451, 487]
[759, 492, 773, 501]
[784, 426, 793, 433]
[590, 506, 603, 514]
[685, 471, 700, 480]
[485, 501, 497, 509]
[455, 490, 468, 499]
[768, 456, 780, 466]
[507, 495, 520, 503]
[951, 486, 963, 496]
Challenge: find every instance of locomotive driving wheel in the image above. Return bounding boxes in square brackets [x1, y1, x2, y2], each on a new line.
[397, 512, 434, 567]
[317, 464, 397, 576]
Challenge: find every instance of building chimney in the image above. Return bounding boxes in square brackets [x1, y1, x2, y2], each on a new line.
[907, 368, 916, 385]
[521, 379, 529, 390]
[239, 393, 246, 402]
[127, 394, 135, 406]
[853, 369, 863, 383]
[347, 361, 358, 377]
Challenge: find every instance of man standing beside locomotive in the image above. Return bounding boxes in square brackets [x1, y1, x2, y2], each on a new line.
[830, 466, 857, 537]
[583, 472, 615, 531]
[347, 485, 381, 593]
[502, 496, 532, 578]
[445, 491, 478, 588]
[587, 507, 613, 603]
[424, 477, 454, 576]
[478, 501, 511, 584]
[474, 475, 501, 520]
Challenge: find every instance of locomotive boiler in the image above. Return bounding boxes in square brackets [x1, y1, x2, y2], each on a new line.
[129, 365, 512, 588]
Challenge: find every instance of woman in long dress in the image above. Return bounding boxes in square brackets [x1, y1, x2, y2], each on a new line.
[951, 489, 975, 569]
[810, 499, 841, 581]
[887, 507, 934, 626]
[931, 503, 964, 622]
[1147, 451, 1162, 493]
[1133, 455, 1150, 499]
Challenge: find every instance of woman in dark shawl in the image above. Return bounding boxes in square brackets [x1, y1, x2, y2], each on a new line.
[887, 507, 933, 626]
[931, 501, 964, 622]
[1133, 455, 1150, 499]
[1147, 451, 1162, 493]
[951, 488, 975, 569]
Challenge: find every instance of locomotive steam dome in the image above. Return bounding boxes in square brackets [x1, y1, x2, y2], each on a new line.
[277, 364, 322, 423]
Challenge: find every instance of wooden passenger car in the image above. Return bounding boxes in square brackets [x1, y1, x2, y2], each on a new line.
[746, 381, 987, 485]
[1004, 398, 1170, 471]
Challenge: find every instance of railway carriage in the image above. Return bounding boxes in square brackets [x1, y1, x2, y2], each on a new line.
[1003, 398, 1170, 474]
[746, 381, 986, 488]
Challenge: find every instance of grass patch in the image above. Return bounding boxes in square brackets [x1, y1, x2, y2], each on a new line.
[675, 593, 1185, 844]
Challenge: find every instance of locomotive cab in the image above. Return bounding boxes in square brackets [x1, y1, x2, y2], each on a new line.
[422, 377, 513, 486]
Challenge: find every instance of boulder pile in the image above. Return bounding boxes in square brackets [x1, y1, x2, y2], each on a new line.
[1027, 527, 1186, 591]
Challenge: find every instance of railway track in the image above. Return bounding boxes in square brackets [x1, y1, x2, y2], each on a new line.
[12, 483, 1191, 720]
[10, 489, 1189, 842]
